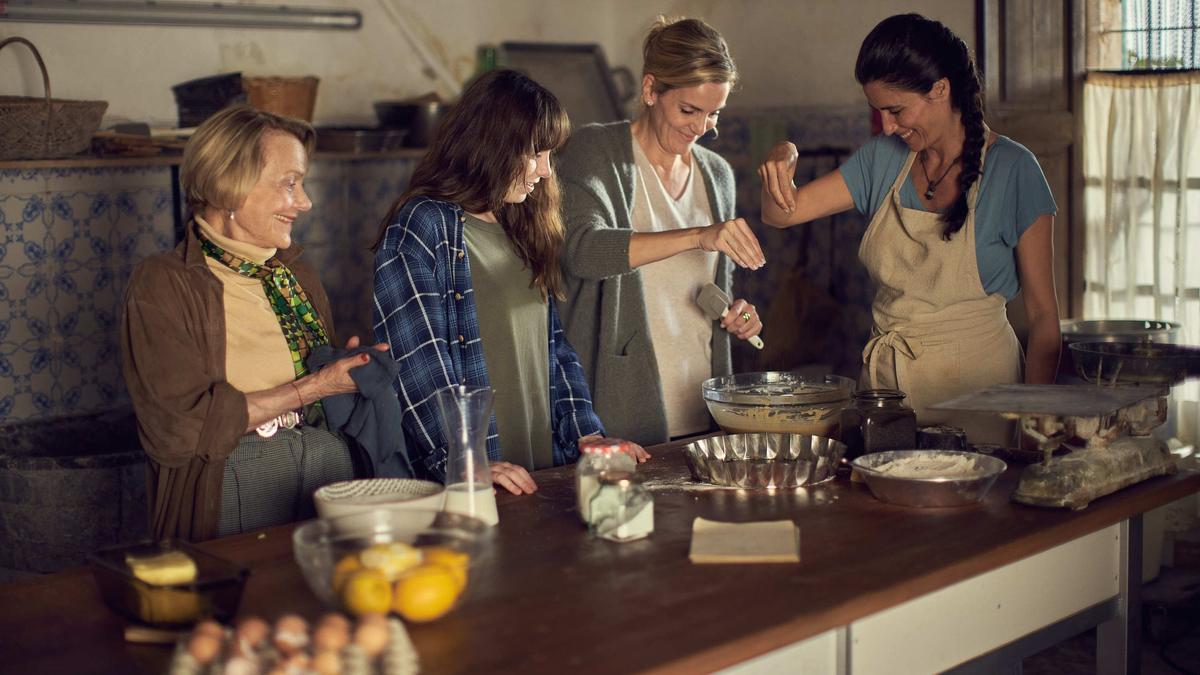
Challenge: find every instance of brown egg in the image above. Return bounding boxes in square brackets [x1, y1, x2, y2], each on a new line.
[272, 614, 309, 655]
[311, 650, 342, 675]
[187, 632, 223, 665]
[317, 612, 352, 633]
[193, 619, 225, 640]
[236, 616, 270, 648]
[312, 622, 350, 653]
[353, 616, 389, 657]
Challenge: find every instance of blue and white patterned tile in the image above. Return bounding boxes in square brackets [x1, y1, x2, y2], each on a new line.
[296, 163, 347, 246]
[347, 159, 416, 249]
[43, 166, 172, 194]
[0, 169, 47, 196]
[0, 166, 174, 423]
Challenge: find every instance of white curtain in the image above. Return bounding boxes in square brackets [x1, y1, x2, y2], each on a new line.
[1082, 71, 1200, 445]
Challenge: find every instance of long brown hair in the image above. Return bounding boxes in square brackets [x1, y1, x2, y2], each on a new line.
[373, 69, 571, 300]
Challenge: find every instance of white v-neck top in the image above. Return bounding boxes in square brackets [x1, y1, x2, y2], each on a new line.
[630, 138, 718, 438]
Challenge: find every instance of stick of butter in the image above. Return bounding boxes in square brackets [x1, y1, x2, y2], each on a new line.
[125, 550, 198, 586]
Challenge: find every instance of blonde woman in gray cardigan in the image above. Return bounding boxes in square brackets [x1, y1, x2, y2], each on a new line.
[557, 17, 765, 446]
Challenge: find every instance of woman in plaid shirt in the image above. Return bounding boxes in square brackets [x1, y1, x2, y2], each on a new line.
[372, 70, 648, 495]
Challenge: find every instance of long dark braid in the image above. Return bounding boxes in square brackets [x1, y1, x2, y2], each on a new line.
[942, 28, 985, 240]
[855, 14, 986, 240]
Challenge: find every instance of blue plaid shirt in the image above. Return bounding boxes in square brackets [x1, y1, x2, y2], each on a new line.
[373, 197, 604, 480]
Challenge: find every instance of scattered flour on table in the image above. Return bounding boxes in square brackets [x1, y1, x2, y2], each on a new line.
[873, 453, 986, 479]
[641, 476, 729, 491]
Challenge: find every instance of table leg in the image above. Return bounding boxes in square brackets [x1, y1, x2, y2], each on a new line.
[1097, 515, 1143, 675]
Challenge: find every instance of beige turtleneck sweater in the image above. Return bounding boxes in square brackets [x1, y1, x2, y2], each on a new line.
[195, 216, 296, 393]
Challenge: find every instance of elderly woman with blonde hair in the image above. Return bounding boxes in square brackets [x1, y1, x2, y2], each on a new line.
[122, 105, 387, 541]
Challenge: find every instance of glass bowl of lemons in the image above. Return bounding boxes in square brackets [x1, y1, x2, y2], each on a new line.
[293, 509, 488, 623]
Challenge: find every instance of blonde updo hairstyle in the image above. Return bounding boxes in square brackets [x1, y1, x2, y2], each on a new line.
[181, 104, 315, 215]
[641, 16, 738, 97]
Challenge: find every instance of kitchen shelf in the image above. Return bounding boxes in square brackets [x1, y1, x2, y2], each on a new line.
[0, 147, 427, 170]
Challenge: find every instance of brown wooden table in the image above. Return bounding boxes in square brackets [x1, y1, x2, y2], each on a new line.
[1, 440, 1197, 674]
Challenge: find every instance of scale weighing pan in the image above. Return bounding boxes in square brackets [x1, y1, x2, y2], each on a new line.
[928, 384, 1161, 418]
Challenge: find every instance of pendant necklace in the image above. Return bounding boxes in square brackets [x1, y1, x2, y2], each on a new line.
[918, 151, 960, 200]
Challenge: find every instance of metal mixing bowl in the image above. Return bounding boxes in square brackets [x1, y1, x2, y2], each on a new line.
[852, 450, 1007, 507]
[701, 372, 854, 437]
[1069, 341, 1200, 385]
[681, 432, 847, 489]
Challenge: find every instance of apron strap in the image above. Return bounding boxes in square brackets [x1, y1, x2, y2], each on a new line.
[862, 330, 922, 388]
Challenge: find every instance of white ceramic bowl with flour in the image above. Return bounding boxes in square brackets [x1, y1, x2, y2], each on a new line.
[852, 450, 1007, 507]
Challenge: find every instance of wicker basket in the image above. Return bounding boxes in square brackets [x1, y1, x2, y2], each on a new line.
[242, 76, 319, 122]
[0, 37, 107, 161]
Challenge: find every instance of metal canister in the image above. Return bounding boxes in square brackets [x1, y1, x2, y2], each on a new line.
[917, 425, 969, 451]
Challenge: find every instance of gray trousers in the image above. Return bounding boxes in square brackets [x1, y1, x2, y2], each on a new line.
[217, 424, 355, 537]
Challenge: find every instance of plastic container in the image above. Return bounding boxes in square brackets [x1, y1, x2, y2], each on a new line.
[88, 539, 248, 627]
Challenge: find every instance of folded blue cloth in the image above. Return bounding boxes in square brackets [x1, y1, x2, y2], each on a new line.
[307, 345, 413, 478]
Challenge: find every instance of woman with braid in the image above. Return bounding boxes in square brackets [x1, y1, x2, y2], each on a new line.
[123, 106, 386, 540]
[759, 14, 1059, 443]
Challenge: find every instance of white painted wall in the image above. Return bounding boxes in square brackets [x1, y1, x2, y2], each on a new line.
[0, 0, 972, 127]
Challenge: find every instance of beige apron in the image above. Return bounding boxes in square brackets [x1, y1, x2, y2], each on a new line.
[858, 137, 1022, 445]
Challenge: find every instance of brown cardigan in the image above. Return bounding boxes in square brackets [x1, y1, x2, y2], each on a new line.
[120, 224, 338, 542]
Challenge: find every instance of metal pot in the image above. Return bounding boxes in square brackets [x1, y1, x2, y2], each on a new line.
[373, 100, 449, 148]
[315, 127, 407, 153]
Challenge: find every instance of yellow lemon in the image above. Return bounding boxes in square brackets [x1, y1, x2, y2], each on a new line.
[332, 553, 363, 593]
[359, 542, 422, 581]
[340, 568, 393, 617]
[420, 546, 470, 590]
[391, 564, 463, 623]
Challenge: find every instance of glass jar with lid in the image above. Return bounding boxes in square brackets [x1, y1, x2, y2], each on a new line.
[840, 389, 917, 459]
[588, 470, 654, 542]
[575, 439, 637, 524]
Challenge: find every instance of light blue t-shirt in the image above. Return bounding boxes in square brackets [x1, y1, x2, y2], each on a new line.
[839, 134, 1057, 300]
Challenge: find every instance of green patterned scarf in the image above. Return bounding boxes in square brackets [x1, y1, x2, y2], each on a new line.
[198, 231, 330, 377]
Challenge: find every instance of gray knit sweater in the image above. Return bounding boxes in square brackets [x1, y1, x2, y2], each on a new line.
[557, 121, 735, 445]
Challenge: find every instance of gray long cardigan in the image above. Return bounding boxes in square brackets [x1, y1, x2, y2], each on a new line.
[556, 121, 735, 445]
